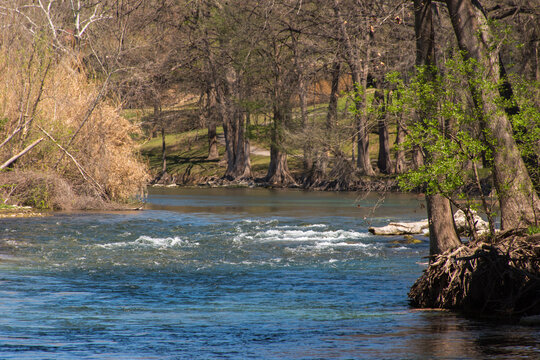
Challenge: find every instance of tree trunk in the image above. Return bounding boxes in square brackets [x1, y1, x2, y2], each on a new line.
[161, 125, 166, 174]
[426, 193, 462, 257]
[375, 90, 393, 174]
[321, 60, 341, 177]
[207, 122, 219, 160]
[326, 61, 341, 131]
[390, 89, 407, 173]
[415, 0, 461, 256]
[394, 119, 407, 173]
[445, 0, 540, 228]
[0, 138, 44, 170]
[357, 18, 375, 175]
[333, 0, 374, 176]
[223, 109, 251, 179]
[218, 70, 252, 180]
[154, 103, 167, 174]
[299, 74, 313, 175]
[266, 103, 295, 185]
[206, 88, 219, 160]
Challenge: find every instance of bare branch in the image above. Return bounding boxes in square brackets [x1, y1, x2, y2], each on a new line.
[0, 138, 44, 170]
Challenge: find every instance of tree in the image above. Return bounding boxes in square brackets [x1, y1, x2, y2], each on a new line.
[332, 0, 375, 175]
[374, 89, 393, 174]
[184, 0, 253, 180]
[445, 0, 540, 229]
[414, 0, 462, 257]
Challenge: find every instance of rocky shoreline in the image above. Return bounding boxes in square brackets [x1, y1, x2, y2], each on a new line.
[0, 206, 46, 219]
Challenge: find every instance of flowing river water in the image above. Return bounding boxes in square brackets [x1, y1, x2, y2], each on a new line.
[0, 188, 539, 359]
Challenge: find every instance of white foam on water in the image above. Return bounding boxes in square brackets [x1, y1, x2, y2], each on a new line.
[307, 224, 327, 228]
[284, 239, 382, 257]
[252, 228, 368, 242]
[96, 235, 198, 249]
[391, 246, 410, 251]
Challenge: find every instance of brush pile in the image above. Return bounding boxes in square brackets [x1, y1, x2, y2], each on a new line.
[409, 229, 540, 318]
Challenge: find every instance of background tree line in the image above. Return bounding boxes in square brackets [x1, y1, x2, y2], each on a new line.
[114, 0, 538, 187]
[0, 0, 538, 217]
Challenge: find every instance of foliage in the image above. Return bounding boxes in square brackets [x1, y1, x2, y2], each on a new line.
[508, 78, 540, 192]
[390, 44, 540, 231]
[528, 225, 540, 235]
[391, 59, 484, 190]
[388, 56, 500, 230]
[0, 23, 148, 208]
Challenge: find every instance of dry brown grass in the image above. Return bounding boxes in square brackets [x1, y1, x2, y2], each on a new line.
[0, 38, 148, 208]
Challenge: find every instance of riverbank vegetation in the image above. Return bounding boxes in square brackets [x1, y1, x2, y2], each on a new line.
[0, 1, 149, 210]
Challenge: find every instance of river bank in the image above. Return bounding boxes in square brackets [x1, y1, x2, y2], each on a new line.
[0, 206, 46, 219]
[151, 173, 404, 192]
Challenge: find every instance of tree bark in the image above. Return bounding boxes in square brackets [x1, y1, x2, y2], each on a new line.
[321, 60, 342, 178]
[375, 90, 393, 174]
[426, 194, 461, 257]
[333, 0, 374, 176]
[218, 69, 252, 180]
[390, 89, 407, 173]
[326, 61, 340, 132]
[207, 122, 219, 161]
[205, 88, 219, 161]
[445, 0, 540, 228]
[394, 119, 407, 174]
[0, 138, 44, 170]
[415, 0, 462, 256]
[299, 74, 313, 175]
[266, 103, 296, 185]
[153, 103, 166, 175]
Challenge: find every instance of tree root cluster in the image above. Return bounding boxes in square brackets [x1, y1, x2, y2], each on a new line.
[409, 228, 540, 319]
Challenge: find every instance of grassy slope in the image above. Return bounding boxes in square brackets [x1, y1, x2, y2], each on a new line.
[137, 91, 398, 182]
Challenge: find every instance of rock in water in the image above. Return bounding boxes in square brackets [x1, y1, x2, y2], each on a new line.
[369, 220, 429, 235]
[453, 209, 489, 235]
[369, 210, 490, 236]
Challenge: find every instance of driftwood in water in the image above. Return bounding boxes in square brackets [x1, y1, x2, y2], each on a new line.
[409, 229, 540, 319]
[369, 210, 489, 236]
[369, 220, 429, 235]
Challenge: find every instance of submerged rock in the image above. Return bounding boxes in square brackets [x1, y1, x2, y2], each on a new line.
[391, 235, 424, 245]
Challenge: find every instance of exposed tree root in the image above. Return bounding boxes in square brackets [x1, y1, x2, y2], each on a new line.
[409, 229, 540, 319]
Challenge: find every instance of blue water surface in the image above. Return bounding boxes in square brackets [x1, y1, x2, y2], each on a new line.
[0, 188, 538, 359]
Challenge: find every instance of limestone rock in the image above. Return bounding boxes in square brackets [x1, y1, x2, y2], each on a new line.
[369, 210, 491, 236]
[369, 220, 429, 235]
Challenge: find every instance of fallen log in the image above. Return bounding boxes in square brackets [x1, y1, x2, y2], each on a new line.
[369, 220, 429, 235]
[369, 210, 490, 236]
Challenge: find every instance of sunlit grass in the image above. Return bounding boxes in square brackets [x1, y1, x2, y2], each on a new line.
[134, 92, 404, 179]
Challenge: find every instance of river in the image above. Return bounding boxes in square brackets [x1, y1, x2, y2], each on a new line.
[0, 188, 538, 359]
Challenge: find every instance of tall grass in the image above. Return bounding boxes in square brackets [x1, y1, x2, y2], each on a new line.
[0, 33, 148, 208]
